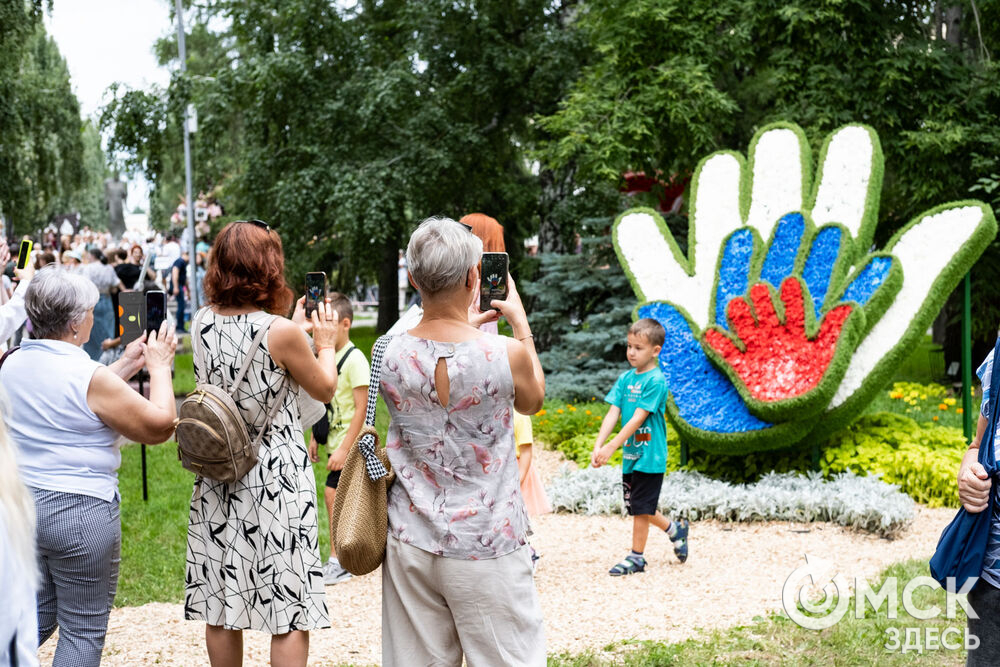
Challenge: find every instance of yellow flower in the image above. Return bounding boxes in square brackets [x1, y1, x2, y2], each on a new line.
[569, 405, 577, 412]
[920, 394, 928, 401]
[585, 410, 592, 415]
[557, 409, 564, 414]
[537, 409, 547, 416]
[957, 408, 965, 414]
[945, 397, 957, 406]
[933, 416, 939, 422]
[939, 403, 948, 411]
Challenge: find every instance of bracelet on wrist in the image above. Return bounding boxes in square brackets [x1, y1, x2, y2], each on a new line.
[316, 345, 336, 352]
[517, 333, 534, 342]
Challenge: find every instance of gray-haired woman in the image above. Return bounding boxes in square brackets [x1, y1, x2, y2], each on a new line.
[0, 266, 178, 667]
[379, 217, 546, 666]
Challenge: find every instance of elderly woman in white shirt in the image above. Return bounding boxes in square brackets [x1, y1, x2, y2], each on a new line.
[0, 267, 178, 667]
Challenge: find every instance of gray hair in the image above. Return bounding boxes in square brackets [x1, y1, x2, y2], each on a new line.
[25, 266, 100, 339]
[406, 216, 483, 294]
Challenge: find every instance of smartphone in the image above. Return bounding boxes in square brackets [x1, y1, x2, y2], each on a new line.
[145, 291, 166, 338]
[118, 292, 146, 347]
[16, 239, 31, 270]
[479, 252, 509, 312]
[305, 272, 327, 318]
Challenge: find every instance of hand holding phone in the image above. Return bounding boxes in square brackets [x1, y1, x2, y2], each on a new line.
[145, 291, 167, 338]
[479, 252, 509, 312]
[118, 292, 146, 347]
[16, 239, 32, 270]
[305, 272, 327, 318]
[488, 274, 530, 335]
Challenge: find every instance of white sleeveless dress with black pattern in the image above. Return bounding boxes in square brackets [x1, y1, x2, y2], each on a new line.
[184, 309, 330, 633]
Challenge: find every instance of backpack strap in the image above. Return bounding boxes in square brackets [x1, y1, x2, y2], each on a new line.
[228, 315, 278, 395]
[336, 345, 357, 375]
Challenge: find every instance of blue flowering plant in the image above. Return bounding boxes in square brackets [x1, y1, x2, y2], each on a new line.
[613, 122, 996, 454]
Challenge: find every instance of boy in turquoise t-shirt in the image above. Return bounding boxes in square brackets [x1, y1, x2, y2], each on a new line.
[592, 318, 689, 575]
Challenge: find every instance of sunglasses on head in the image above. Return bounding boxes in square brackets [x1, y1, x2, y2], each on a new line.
[240, 219, 271, 231]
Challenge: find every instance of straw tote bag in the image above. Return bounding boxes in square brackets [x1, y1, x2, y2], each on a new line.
[330, 334, 394, 575]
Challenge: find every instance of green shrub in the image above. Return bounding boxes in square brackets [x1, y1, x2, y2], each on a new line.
[865, 380, 969, 429]
[821, 412, 967, 507]
[532, 399, 610, 446]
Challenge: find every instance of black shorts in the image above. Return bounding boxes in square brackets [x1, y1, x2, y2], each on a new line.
[325, 469, 342, 489]
[623, 471, 664, 516]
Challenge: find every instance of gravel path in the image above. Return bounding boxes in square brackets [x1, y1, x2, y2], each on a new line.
[38, 450, 956, 666]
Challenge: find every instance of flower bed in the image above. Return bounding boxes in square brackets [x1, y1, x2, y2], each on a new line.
[546, 467, 915, 538]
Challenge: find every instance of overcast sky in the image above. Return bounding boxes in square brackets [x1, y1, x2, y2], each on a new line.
[45, 0, 175, 209]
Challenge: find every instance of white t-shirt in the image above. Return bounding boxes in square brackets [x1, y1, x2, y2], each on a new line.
[0, 509, 39, 667]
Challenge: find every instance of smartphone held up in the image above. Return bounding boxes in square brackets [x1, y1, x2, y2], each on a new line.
[479, 252, 509, 312]
[116, 290, 167, 348]
[16, 239, 32, 270]
[305, 272, 327, 318]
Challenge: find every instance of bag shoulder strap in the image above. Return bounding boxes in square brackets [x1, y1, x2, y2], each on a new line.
[228, 314, 278, 395]
[980, 338, 1000, 468]
[336, 345, 357, 375]
[0, 345, 19, 371]
[363, 335, 392, 428]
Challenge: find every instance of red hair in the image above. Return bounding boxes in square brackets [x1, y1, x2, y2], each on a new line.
[204, 222, 293, 314]
[460, 213, 506, 252]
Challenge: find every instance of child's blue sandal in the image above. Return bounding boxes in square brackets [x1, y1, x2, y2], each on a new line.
[608, 554, 646, 576]
[670, 519, 689, 563]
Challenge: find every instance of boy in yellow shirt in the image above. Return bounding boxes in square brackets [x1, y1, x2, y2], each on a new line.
[307, 292, 371, 585]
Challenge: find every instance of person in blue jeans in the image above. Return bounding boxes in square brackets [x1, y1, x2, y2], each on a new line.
[591, 318, 689, 575]
[171, 250, 189, 332]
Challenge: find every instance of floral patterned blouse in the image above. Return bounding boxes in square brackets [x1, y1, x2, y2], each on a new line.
[380, 332, 529, 559]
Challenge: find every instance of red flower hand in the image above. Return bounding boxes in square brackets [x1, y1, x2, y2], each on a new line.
[703, 278, 854, 402]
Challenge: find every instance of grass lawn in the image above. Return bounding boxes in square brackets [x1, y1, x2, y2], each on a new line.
[548, 559, 968, 666]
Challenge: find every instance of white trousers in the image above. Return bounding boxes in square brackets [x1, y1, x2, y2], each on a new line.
[382, 536, 546, 667]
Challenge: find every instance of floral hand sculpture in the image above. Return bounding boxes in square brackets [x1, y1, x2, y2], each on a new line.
[613, 123, 996, 453]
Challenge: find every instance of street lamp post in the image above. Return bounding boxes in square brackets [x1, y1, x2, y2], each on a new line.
[175, 0, 199, 312]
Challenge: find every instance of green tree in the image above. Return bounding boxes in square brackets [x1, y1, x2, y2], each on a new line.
[0, 3, 93, 237]
[102, 0, 592, 329]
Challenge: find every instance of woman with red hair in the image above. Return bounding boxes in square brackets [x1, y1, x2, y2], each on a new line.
[185, 220, 340, 667]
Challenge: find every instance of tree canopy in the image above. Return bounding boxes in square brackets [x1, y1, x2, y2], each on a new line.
[102, 0, 590, 329]
[0, 1, 107, 236]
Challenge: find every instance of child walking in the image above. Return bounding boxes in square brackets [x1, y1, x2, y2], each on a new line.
[591, 318, 688, 575]
[307, 292, 371, 585]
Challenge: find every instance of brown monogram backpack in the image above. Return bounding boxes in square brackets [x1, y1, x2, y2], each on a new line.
[175, 309, 290, 483]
